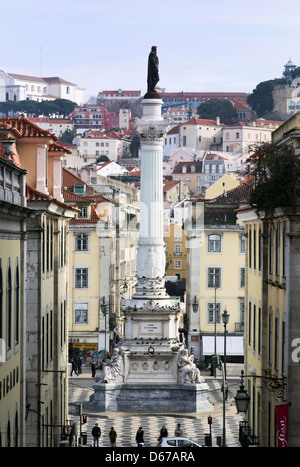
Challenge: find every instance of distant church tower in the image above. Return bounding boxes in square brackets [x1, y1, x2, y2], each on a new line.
[283, 58, 297, 82]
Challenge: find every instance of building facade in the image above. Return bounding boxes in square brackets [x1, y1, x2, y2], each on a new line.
[0, 71, 84, 104]
[185, 183, 251, 367]
[0, 117, 77, 447]
[236, 113, 300, 447]
[0, 133, 30, 447]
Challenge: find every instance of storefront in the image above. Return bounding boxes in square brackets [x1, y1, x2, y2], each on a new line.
[69, 342, 98, 365]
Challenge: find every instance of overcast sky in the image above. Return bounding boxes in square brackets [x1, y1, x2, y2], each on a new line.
[2, 0, 300, 102]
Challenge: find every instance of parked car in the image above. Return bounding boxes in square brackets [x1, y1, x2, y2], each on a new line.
[156, 437, 201, 447]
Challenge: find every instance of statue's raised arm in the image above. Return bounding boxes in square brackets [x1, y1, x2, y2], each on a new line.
[147, 46, 159, 93]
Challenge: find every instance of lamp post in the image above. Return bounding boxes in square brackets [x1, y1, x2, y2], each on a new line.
[222, 307, 230, 381]
[221, 307, 229, 447]
[192, 296, 199, 313]
[234, 371, 251, 414]
[101, 297, 108, 360]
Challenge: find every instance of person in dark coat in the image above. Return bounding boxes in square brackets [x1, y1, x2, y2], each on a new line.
[92, 423, 101, 447]
[109, 426, 117, 447]
[157, 424, 168, 442]
[91, 361, 96, 377]
[71, 358, 78, 376]
[136, 426, 144, 447]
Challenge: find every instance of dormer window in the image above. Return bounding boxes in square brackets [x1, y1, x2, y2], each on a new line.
[74, 183, 86, 195]
[78, 206, 88, 218]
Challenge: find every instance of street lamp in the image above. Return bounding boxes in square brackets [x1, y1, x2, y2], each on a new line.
[222, 307, 230, 381]
[192, 296, 199, 313]
[234, 371, 251, 414]
[101, 297, 108, 360]
[221, 307, 229, 447]
[121, 280, 128, 295]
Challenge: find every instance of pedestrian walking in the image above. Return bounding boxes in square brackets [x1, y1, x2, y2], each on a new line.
[136, 426, 144, 447]
[174, 423, 183, 437]
[158, 424, 168, 441]
[71, 358, 78, 376]
[91, 361, 96, 377]
[109, 426, 117, 447]
[92, 423, 101, 447]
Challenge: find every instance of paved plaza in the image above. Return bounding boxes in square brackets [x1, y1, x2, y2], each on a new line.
[68, 366, 243, 447]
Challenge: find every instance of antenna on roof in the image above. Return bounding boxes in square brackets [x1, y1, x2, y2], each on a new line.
[40, 46, 43, 77]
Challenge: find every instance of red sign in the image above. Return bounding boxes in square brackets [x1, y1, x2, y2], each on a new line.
[275, 404, 289, 447]
[191, 335, 199, 342]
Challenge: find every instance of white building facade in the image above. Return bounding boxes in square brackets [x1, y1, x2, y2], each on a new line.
[0, 71, 85, 104]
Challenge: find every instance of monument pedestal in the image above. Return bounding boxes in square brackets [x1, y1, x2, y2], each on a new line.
[89, 383, 213, 413]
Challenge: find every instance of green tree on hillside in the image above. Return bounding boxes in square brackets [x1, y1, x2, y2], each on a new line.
[197, 98, 238, 125]
[247, 79, 285, 117]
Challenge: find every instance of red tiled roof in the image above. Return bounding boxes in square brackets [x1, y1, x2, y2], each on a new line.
[0, 117, 58, 141]
[26, 183, 79, 211]
[183, 118, 226, 127]
[62, 168, 87, 190]
[163, 180, 179, 191]
[173, 160, 203, 174]
[69, 204, 105, 225]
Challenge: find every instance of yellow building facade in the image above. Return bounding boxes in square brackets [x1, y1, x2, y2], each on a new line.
[186, 194, 246, 367]
[0, 136, 29, 446]
[236, 114, 300, 447]
[0, 118, 77, 447]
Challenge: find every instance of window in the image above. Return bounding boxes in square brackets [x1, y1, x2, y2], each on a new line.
[240, 267, 245, 288]
[259, 229, 262, 271]
[269, 226, 273, 274]
[174, 260, 181, 269]
[14, 262, 19, 346]
[75, 268, 88, 288]
[248, 302, 252, 346]
[75, 234, 89, 251]
[236, 132, 240, 139]
[249, 228, 252, 269]
[78, 207, 88, 218]
[174, 244, 181, 255]
[282, 222, 286, 277]
[207, 302, 221, 324]
[74, 303, 89, 324]
[275, 226, 280, 276]
[6, 261, 12, 352]
[240, 235, 246, 253]
[258, 307, 261, 355]
[208, 267, 221, 288]
[208, 234, 221, 252]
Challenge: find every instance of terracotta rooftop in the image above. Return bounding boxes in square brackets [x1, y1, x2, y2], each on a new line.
[0, 117, 57, 141]
[26, 183, 79, 212]
[173, 160, 203, 174]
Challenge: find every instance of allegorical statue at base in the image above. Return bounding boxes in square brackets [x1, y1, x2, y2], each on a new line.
[98, 347, 123, 383]
[147, 46, 159, 93]
[177, 348, 204, 384]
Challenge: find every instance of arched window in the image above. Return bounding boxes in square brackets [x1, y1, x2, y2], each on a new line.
[15, 261, 20, 346]
[6, 261, 12, 352]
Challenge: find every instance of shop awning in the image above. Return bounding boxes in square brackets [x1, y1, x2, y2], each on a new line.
[202, 335, 244, 356]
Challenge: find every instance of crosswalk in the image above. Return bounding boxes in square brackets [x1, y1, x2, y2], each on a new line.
[68, 370, 243, 447]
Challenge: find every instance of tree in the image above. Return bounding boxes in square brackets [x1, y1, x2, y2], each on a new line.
[247, 79, 285, 117]
[59, 128, 75, 144]
[129, 135, 140, 157]
[197, 98, 238, 125]
[249, 142, 300, 213]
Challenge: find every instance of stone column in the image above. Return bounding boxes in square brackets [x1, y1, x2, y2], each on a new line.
[134, 98, 170, 298]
